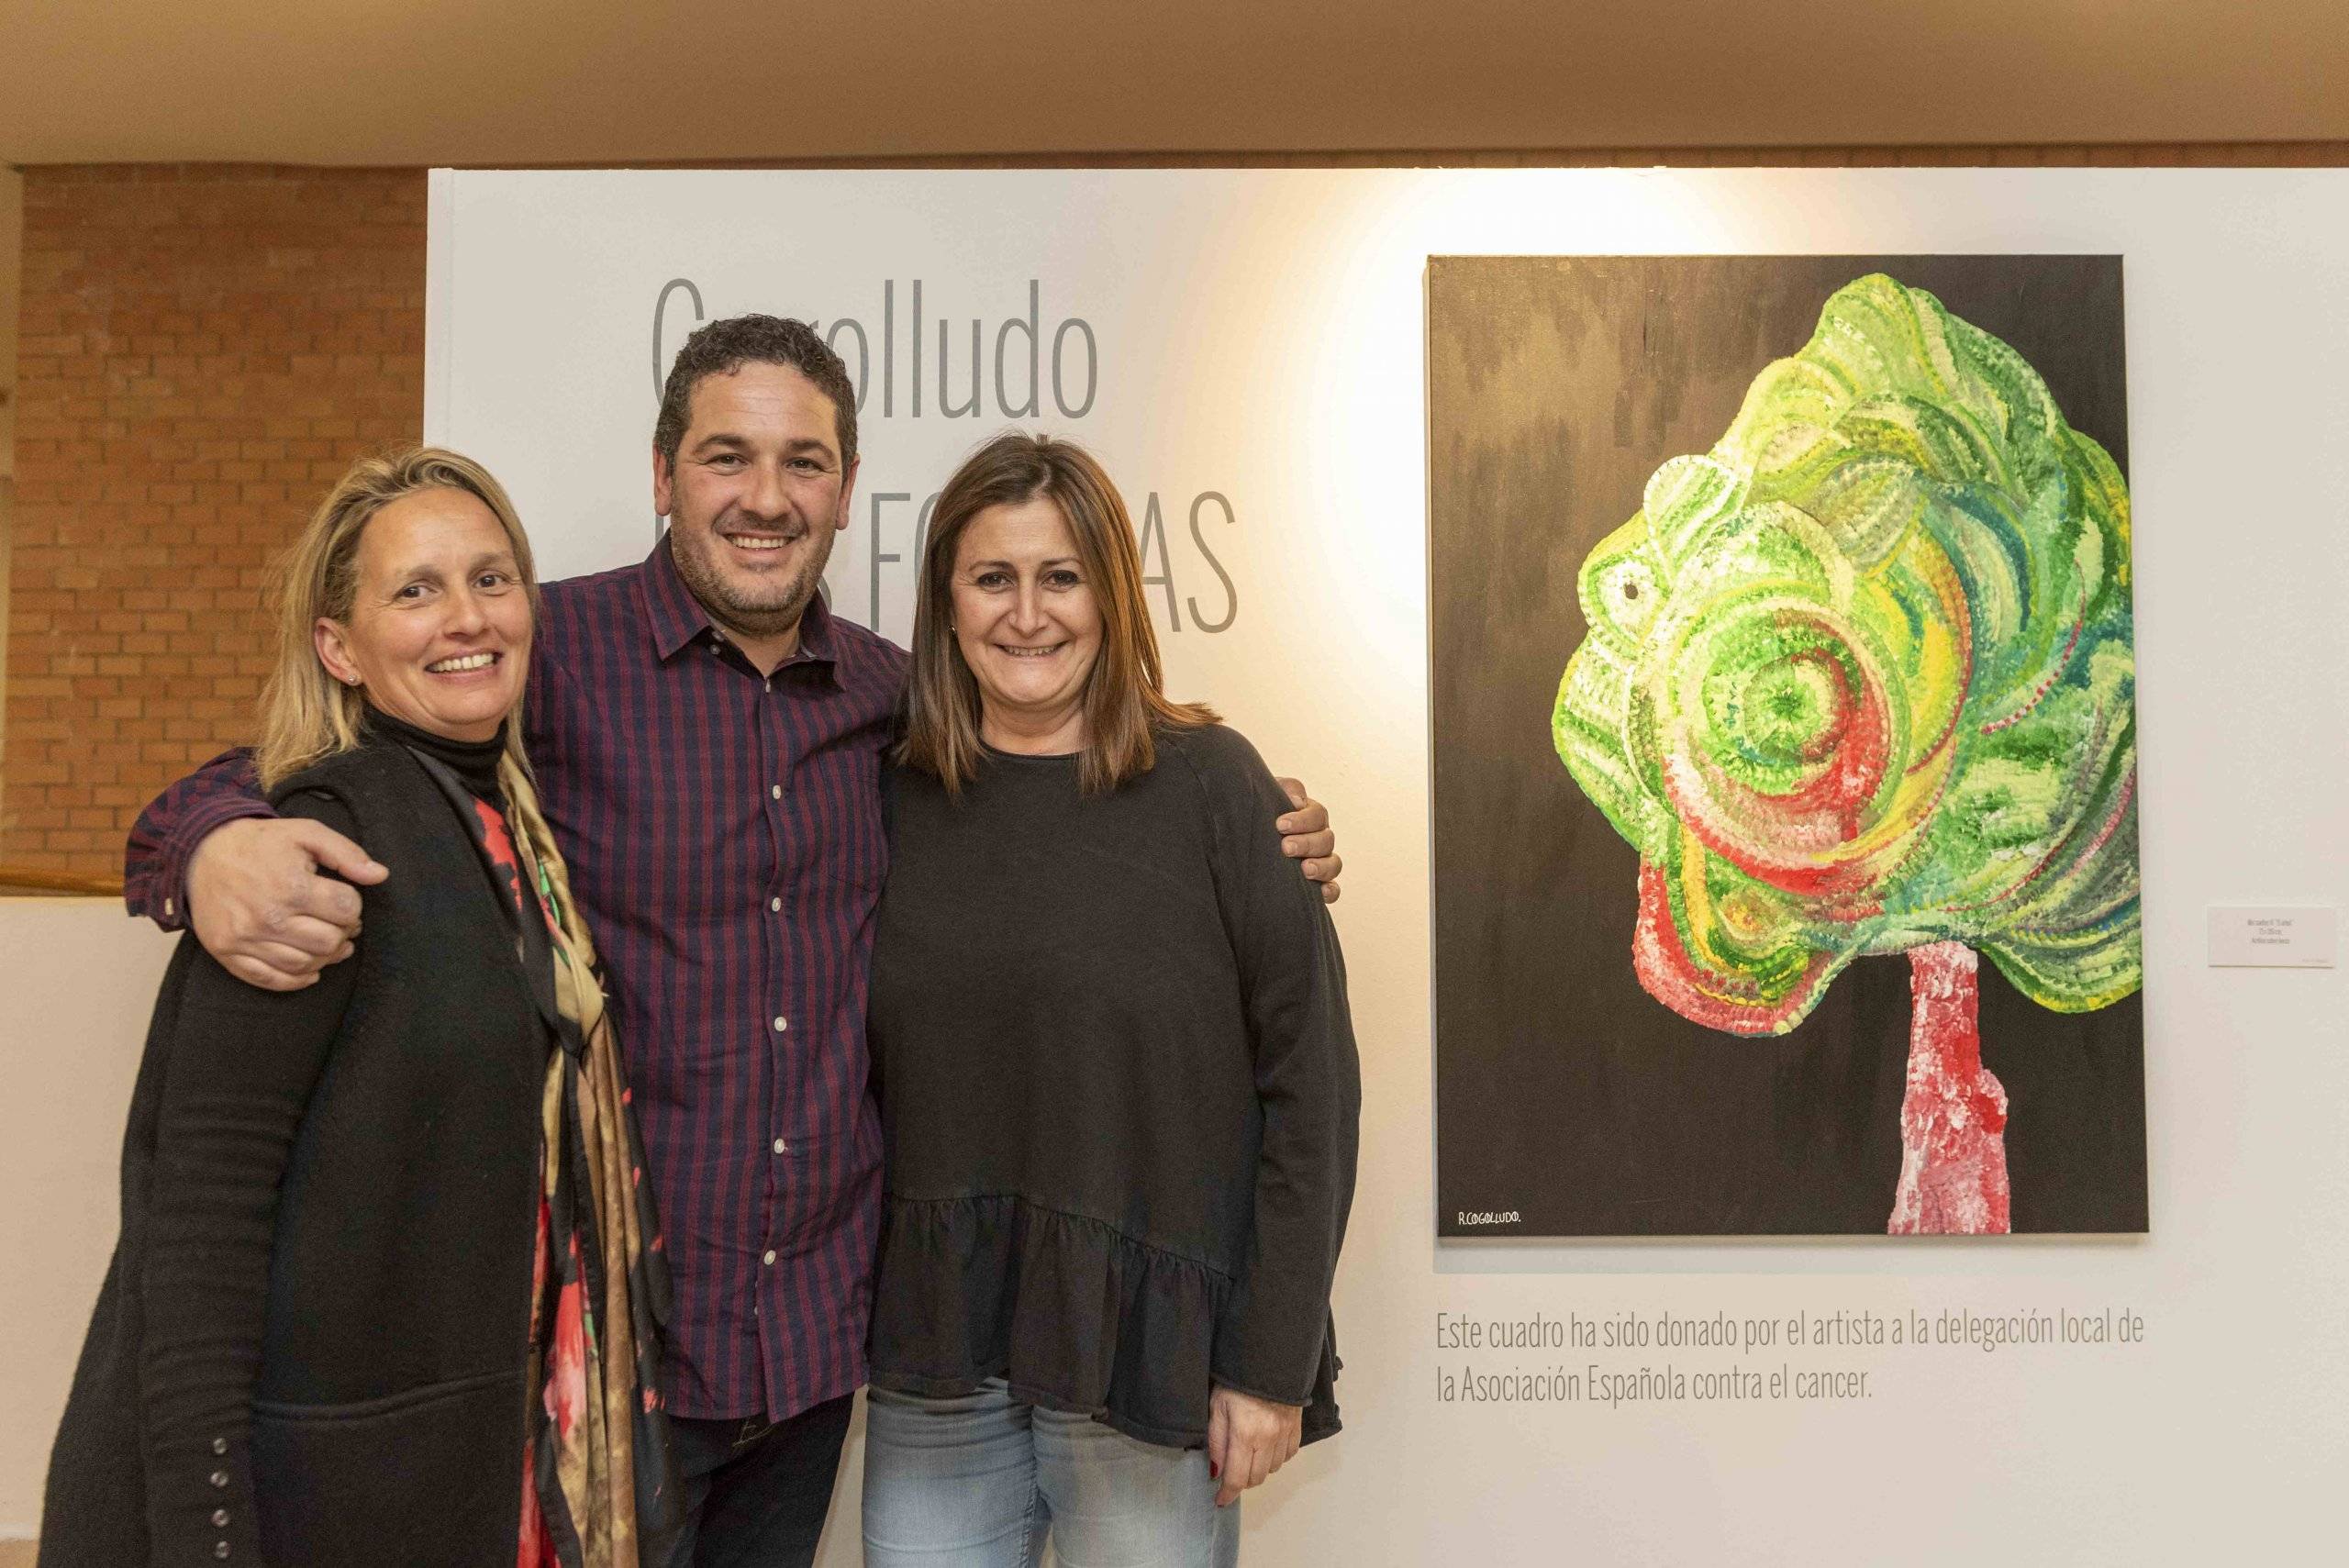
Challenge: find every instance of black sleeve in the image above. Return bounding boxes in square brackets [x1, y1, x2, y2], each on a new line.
[137, 787, 362, 1565]
[1186, 728, 1363, 1406]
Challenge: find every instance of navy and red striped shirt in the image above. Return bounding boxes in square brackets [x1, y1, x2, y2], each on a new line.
[125, 538, 905, 1423]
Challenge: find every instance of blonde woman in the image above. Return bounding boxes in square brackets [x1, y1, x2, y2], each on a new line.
[39, 450, 674, 1568]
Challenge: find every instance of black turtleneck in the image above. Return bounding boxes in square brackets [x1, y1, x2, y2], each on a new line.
[364, 708, 508, 806]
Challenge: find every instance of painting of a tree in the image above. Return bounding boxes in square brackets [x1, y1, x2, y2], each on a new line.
[1549, 274, 2141, 1234]
[1431, 253, 2146, 1238]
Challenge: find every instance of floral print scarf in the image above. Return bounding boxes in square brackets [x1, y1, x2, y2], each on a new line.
[419, 751, 680, 1568]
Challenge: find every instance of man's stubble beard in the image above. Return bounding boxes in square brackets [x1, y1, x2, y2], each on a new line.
[668, 517, 838, 641]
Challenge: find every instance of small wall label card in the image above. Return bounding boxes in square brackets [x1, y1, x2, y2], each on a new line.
[2206, 906, 2339, 968]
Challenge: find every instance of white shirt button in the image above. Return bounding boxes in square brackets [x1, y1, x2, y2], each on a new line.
[771, 784, 782, 799]
[774, 1139, 787, 1154]
[774, 1016, 788, 1032]
[769, 897, 781, 912]
[763, 1250, 777, 1265]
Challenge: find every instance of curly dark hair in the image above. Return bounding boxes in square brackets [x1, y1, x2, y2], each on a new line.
[653, 314, 859, 471]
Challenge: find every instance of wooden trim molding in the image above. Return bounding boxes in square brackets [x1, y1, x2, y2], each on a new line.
[0, 865, 125, 897]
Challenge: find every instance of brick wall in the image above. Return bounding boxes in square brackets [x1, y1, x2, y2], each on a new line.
[1, 147, 2342, 880]
[3, 166, 426, 874]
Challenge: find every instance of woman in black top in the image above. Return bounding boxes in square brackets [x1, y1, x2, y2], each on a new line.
[863, 434, 1360, 1565]
[39, 450, 674, 1568]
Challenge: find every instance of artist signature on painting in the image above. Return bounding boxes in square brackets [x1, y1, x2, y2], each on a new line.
[1456, 1210, 1521, 1227]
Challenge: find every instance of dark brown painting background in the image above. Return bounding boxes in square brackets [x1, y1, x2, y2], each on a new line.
[1429, 254, 2148, 1237]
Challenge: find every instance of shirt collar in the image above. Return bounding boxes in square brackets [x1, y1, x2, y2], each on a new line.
[794, 589, 843, 671]
[637, 532, 843, 681]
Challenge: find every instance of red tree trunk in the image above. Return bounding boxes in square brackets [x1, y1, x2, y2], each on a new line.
[1887, 941, 2011, 1235]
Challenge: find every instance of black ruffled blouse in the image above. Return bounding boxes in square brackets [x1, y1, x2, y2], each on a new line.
[865, 723, 1361, 1449]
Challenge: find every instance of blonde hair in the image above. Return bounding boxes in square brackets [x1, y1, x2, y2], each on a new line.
[255, 447, 541, 790]
[900, 432, 1214, 796]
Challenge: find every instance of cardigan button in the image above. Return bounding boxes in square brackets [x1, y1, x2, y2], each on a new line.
[213, 1508, 229, 1528]
[210, 1470, 229, 1488]
[215, 1542, 232, 1559]
[211, 1437, 228, 1455]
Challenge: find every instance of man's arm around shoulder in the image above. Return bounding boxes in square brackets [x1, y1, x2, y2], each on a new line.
[126, 749, 387, 992]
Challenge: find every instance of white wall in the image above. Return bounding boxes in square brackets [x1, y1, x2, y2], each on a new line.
[0, 900, 177, 1536]
[429, 167, 2349, 1564]
[6, 168, 2346, 1561]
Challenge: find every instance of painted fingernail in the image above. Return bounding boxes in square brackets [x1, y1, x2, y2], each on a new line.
[1208, 1462, 1219, 1479]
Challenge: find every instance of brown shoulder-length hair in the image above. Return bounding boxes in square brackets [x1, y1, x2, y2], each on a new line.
[255, 447, 541, 789]
[901, 432, 1214, 795]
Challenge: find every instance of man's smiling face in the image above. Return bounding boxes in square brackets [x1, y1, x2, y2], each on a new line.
[653, 361, 858, 643]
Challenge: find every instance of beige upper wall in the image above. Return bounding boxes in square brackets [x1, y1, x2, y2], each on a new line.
[0, 0, 2344, 165]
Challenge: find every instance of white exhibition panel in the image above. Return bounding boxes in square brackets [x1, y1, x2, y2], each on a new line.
[386, 167, 2344, 1560]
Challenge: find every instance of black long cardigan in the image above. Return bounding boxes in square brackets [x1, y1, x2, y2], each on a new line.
[40, 732, 551, 1568]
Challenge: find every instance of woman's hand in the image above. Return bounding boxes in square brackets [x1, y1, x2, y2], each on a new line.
[1207, 1385, 1303, 1507]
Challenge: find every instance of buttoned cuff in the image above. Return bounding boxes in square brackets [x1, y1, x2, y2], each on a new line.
[145, 1428, 266, 1564]
[135, 793, 276, 931]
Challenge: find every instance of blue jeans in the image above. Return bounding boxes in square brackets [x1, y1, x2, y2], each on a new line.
[862, 1382, 1241, 1567]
